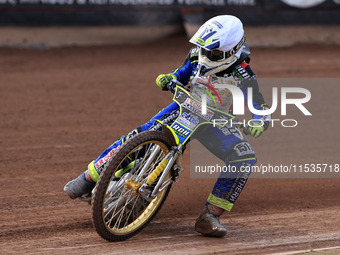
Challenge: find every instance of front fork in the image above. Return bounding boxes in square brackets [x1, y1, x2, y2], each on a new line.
[138, 144, 184, 201]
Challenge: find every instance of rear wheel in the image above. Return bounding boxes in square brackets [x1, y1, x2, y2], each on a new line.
[91, 131, 173, 241]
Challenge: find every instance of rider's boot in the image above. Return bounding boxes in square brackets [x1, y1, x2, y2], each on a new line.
[194, 202, 228, 237]
[64, 170, 95, 199]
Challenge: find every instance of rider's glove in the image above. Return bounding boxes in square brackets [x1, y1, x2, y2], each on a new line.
[156, 74, 176, 91]
[243, 121, 265, 139]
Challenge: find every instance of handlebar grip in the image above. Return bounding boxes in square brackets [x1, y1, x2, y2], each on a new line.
[167, 79, 185, 93]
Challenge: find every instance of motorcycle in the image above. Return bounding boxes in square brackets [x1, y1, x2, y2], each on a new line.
[90, 80, 238, 241]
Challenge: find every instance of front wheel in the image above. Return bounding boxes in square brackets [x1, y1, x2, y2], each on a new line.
[91, 131, 173, 241]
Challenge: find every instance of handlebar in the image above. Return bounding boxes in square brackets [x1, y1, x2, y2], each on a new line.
[167, 79, 187, 94]
[168, 79, 246, 132]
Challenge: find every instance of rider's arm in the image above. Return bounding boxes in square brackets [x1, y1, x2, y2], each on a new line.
[171, 47, 199, 85]
[156, 47, 198, 90]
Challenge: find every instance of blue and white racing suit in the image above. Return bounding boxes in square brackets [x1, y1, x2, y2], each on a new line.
[88, 45, 270, 211]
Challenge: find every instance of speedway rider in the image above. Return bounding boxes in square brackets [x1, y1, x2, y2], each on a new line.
[64, 15, 271, 237]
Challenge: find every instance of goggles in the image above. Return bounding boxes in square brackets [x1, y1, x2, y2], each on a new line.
[200, 36, 246, 62]
[201, 48, 226, 61]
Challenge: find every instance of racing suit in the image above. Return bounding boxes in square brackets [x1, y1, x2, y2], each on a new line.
[87, 44, 270, 211]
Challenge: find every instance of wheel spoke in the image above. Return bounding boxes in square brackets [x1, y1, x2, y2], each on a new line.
[92, 134, 173, 241]
[104, 145, 166, 229]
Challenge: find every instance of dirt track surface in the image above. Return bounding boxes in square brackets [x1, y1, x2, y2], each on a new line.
[1, 35, 340, 254]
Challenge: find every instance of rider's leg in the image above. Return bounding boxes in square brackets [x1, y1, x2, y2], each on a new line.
[194, 125, 256, 237]
[64, 102, 179, 199]
[63, 170, 96, 199]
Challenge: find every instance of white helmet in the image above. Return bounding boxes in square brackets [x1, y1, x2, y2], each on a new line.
[190, 15, 245, 76]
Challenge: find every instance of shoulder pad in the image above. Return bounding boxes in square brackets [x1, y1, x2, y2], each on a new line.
[239, 43, 251, 64]
[222, 43, 251, 74]
[190, 46, 199, 57]
[189, 46, 199, 63]
[190, 46, 200, 56]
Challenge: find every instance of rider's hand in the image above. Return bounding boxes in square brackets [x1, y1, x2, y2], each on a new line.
[156, 74, 176, 90]
[243, 121, 265, 139]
